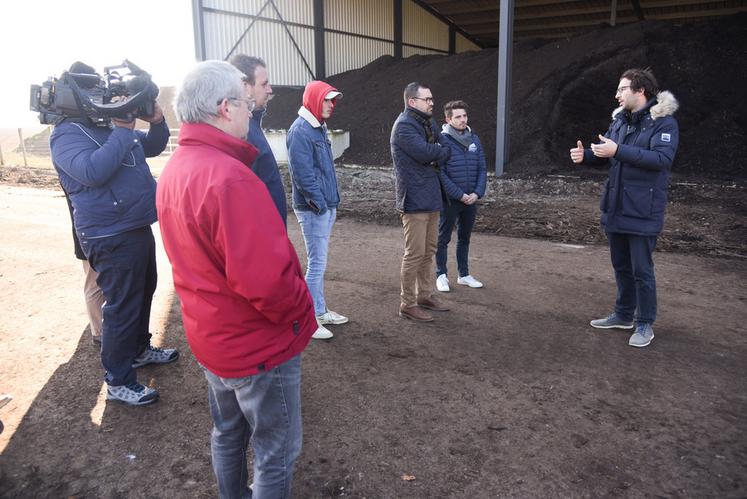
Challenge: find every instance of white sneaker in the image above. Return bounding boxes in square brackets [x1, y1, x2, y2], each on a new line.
[312, 323, 333, 340]
[457, 275, 483, 288]
[436, 274, 450, 292]
[317, 310, 348, 325]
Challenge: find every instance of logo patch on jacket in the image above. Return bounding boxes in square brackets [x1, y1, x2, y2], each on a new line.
[661, 133, 671, 142]
[468, 143, 477, 152]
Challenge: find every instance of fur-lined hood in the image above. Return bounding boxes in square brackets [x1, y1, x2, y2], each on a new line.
[612, 90, 679, 120]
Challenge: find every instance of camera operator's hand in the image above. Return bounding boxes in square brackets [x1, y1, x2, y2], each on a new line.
[112, 117, 136, 130]
[141, 102, 165, 125]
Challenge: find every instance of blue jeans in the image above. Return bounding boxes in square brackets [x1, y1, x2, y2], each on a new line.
[81, 227, 155, 386]
[436, 202, 477, 277]
[294, 208, 336, 316]
[203, 355, 302, 499]
[607, 232, 658, 324]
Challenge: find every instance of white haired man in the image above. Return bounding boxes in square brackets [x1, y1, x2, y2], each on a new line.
[156, 61, 316, 499]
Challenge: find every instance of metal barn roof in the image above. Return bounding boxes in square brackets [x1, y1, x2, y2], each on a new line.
[415, 0, 747, 46]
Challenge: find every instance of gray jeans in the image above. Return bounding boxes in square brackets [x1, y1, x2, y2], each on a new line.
[203, 355, 302, 499]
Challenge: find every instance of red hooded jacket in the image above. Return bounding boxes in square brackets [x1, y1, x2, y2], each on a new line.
[302, 80, 340, 122]
[156, 122, 316, 378]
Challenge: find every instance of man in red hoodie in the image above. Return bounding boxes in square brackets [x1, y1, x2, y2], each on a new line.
[287, 80, 348, 340]
[156, 61, 316, 499]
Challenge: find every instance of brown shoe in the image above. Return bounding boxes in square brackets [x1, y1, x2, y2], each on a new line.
[417, 296, 450, 312]
[399, 305, 434, 322]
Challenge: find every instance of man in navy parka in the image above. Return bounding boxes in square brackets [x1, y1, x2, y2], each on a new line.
[570, 67, 680, 348]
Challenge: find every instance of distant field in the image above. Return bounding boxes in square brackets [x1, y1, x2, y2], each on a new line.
[0, 127, 170, 174]
[0, 152, 170, 174]
[0, 127, 46, 151]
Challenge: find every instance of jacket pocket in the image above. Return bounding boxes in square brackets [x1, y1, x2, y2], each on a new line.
[621, 183, 654, 219]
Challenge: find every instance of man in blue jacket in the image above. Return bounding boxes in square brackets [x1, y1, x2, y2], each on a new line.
[435, 100, 487, 292]
[50, 62, 179, 405]
[391, 82, 452, 322]
[287, 80, 348, 340]
[570, 68, 679, 348]
[229, 54, 287, 225]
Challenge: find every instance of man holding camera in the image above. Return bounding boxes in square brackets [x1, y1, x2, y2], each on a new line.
[570, 68, 679, 348]
[50, 62, 178, 406]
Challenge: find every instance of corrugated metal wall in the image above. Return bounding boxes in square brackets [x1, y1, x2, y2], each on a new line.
[456, 33, 480, 53]
[200, 0, 316, 85]
[324, 0, 394, 75]
[325, 33, 394, 76]
[402, 46, 444, 57]
[325, 0, 392, 38]
[203, 0, 313, 24]
[402, 0, 449, 53]
[195, 0, 480, 86]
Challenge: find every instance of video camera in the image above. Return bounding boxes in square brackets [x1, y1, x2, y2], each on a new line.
[30, 60, 159, 126]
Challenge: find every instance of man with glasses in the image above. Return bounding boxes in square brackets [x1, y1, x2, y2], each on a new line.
[287, 80, 348, 340]
[391, 82, 451, 322]
[229, 54, 288, 225]
[157, 61, 316, 498]
[570, 68, 680, 348]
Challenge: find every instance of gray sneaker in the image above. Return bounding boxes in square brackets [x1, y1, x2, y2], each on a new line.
[590, 313, 634, 330]
[106, 382, 159, 406]
[132, 345, 179, 369]
[629, 323, 655, 347]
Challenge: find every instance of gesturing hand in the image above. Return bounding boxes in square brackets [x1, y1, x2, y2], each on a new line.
[590, 135, 618, 158]
[569, 140, 584, 164]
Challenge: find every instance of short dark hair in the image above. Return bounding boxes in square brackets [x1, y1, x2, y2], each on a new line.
[621, 68, 659, 100]
[444, 100, 468, 118]
[228, 55, 266, 85]
[403, 82, 429, 106]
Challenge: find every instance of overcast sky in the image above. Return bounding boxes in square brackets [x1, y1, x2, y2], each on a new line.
[1, 1, 196, 127]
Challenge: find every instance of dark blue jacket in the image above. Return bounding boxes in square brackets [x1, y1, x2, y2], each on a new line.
[438, 126, 487, 201]
[248, 108, 287, 225]
[51, 119, 169, 240]
[391, 108, 451, 213]
[286, 114, 340, 214]
[584, 91, 679, 236]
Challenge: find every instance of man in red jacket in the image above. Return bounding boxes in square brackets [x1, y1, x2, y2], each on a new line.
[156, 60, 316, 499]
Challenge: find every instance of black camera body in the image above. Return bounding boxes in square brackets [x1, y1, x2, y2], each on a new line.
[30, 60, 159, 126]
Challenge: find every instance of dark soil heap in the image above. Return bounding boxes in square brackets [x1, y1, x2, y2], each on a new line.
[263, 14, 747, 179]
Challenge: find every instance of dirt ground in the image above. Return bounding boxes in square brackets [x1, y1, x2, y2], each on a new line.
[2, 163, 745, 258]
[0, 176, 745, 497]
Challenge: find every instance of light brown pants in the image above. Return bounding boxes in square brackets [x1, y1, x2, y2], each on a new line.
[400, 211, 439, 307]
[82, 260, 104, 338]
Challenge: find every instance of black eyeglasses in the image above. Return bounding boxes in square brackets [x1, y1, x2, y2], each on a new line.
[616, 85, 631, 94]
[412, 96, 434, 104]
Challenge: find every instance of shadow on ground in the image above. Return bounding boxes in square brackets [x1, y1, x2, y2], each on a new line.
[1, 220, 746, 498]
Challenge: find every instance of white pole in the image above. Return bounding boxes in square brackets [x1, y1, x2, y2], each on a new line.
[17, 128, 28, 167]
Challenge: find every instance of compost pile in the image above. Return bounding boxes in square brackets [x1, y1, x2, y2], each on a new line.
[263, 14, 747, 179]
